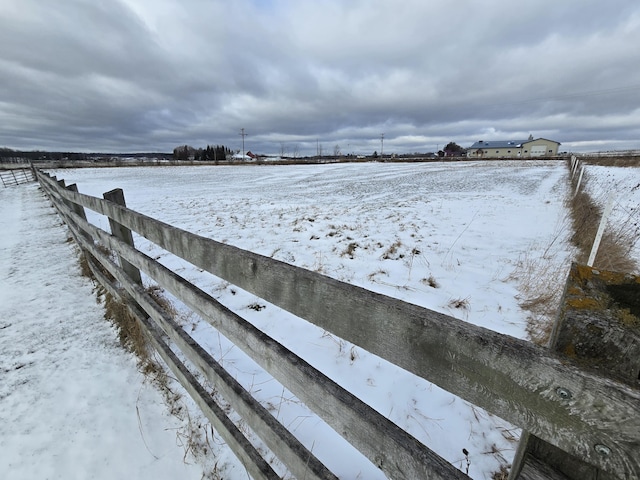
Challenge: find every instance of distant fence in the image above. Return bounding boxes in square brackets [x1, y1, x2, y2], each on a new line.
[1, 168, 35, 187]
[36, 169, 640, 479]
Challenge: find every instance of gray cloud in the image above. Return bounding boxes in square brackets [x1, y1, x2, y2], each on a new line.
[1, 0, 639, 154]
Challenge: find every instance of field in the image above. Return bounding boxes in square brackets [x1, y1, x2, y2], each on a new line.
[47, 160, 638, 478]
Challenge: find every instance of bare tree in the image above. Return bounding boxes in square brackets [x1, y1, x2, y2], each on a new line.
[292, 144, 300, 158]
[333, 144, 341, 156]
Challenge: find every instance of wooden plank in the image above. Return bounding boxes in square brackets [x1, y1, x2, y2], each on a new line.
[57, 191, 342, 480]
[66, 184, 87, 222]
[103, 188, 142, 285]
[85, 259, 281, 480]
[142, 316, 282, 480]
[518, 454, 570, 480]
[37, 171, 640, 477]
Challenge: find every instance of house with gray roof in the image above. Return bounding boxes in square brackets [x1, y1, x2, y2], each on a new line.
[467, 136, 560, 158]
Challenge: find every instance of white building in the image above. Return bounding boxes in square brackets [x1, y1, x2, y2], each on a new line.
[467, 137, 561, 158]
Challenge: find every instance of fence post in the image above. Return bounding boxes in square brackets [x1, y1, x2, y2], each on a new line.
[587, 194, 616, 267]
[64, 184, 86, 221]
[103, 188, 143, 285]
[510, 263, 640, 480]
[56, 179, 74, 213]
[574, 166, 585, 197]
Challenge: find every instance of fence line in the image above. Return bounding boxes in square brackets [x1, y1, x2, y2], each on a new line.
[0, 167, 35, 187]
[36, 170, 640, 479]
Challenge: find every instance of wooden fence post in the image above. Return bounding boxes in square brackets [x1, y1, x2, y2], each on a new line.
[66, 184, 87, 222]
[510, 263, 640, 480]
[103, 188, 142, 285]
[56, 179, 77, 215]
[574, 166, 585, 197]
[587, 195, 616, 267]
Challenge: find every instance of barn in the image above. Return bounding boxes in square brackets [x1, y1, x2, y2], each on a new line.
[467, 136, 561, 158]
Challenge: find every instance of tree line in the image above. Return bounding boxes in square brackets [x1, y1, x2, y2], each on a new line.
[172, 144, 233, 162]
[0, 147, 174, 162]
[0, 147, 89, 161]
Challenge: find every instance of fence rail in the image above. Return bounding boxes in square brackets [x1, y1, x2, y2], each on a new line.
[1, 167, 35, 187]
[36, 169, 640, 479]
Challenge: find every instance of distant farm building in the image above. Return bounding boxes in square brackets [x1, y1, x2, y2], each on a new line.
[467, 137, 560, 158]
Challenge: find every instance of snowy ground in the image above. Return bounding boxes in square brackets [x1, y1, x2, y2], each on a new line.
[5, 160, 638, 479]
[0, 185, 204, 480]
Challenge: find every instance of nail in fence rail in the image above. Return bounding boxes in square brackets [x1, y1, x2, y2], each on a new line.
[36, 170, 640, 479]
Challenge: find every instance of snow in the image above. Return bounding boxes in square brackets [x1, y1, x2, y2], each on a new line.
[0, 185, 204, 480]
[4, 160, 638, 479]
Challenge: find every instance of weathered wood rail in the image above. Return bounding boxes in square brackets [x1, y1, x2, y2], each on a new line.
[36, 169, 640, 479]
[0, 167, 35, 187]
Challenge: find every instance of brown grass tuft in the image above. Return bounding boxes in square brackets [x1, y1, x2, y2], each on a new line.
[448, 296, 470, 310]
[381, 239, 403, 260]
[104, 292, 150, 361]
[342, 241, 359, 259]
[491, 465, 510, 480]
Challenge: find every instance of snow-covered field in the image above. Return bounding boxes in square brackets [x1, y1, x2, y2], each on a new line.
[5, 160, 638, 479]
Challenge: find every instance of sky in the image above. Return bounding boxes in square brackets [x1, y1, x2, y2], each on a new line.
[2, 0, 640, 155]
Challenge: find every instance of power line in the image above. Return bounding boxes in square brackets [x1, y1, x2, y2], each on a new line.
[239, 128, 247, 160]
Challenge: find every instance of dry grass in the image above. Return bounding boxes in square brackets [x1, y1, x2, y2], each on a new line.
[580, 155, 640, 167]
[381, 239, 403, 260]
[492, 464, 510, 480]
[568, 165, 638, 272]
[104, 292, 151, 361]
[77, 248, 213, 465]
[448, 296, 470, 310]
[421, 274, 439, 288]
[514, 159, 639, 346]
[341, 241, 359, 258]
[509, 246, 569, 346]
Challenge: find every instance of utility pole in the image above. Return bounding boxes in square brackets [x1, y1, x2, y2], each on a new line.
[239, 128, 247, 160]
[380, 133, 384, 158]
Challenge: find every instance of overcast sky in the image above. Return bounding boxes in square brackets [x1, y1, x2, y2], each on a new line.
[2, 0, 640, 155]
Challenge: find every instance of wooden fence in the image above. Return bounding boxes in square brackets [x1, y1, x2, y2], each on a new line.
[1, 167, 35, 187]
[35, 169, 639, 479]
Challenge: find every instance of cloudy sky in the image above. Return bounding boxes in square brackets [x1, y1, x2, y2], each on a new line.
[2, 0, 640, 155]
